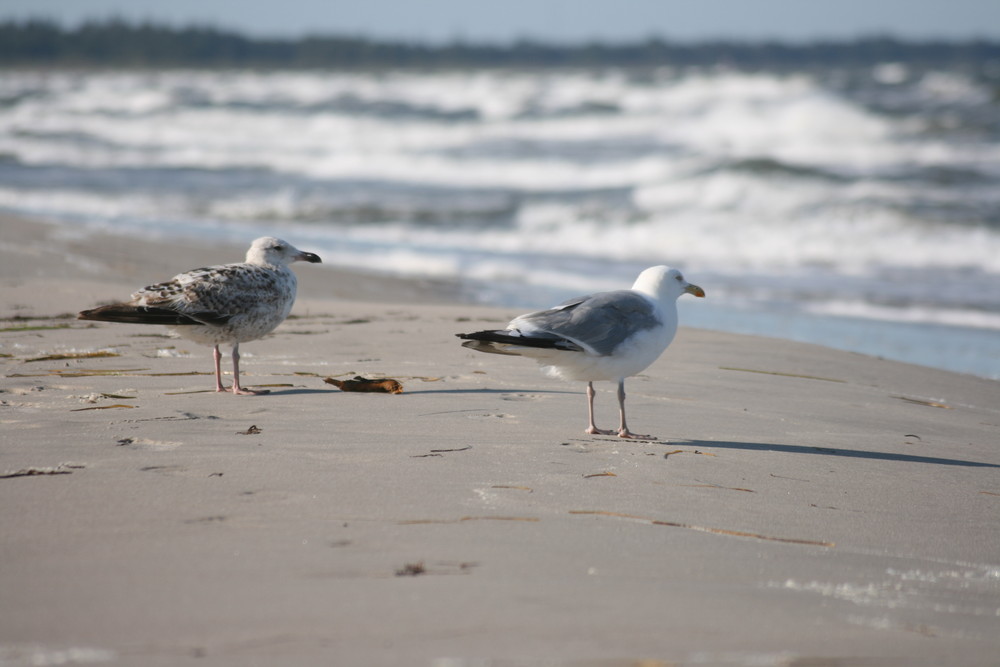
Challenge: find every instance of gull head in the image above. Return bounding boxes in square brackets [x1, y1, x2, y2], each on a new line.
[632, 265, 705, 302]
[246, 237, 322, 267]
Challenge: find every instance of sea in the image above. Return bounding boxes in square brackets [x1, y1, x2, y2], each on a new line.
[1, 64, 999, 379]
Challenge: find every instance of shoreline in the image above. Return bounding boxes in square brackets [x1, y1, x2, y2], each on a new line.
[7, 209, 1000, 382]
[2, 212, 999, 664]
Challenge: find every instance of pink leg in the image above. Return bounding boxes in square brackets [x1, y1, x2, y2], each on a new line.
[229, 343, 268, 395]
[212, 345, 227, 392]
[615, 379, 655, 440]
[583, 382, 615, 436]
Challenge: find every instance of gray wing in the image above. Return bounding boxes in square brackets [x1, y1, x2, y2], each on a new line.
[511, 290, 660, 357]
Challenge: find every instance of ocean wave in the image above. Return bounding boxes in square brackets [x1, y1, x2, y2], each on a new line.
[3, 65, 1000, 377]
[802, 300, 1000, 330]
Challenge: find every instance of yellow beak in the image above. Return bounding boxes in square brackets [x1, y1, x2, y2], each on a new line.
[685, 283, 706, 298]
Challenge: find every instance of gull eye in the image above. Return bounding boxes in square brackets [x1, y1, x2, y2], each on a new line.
[675, 274, 684, 282]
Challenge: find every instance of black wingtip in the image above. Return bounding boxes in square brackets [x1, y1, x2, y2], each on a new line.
[456, 330, 498, 342]
[456, 329, 579, 352]
[78, 305, 124, 321]
[77, 304, 221, 326]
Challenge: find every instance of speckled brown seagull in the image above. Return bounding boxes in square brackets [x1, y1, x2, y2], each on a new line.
[78, 237, 321, 395]
[458, 266, 704, 439]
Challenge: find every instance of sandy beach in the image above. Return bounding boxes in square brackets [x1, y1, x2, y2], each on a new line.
[2, 213, 999, 666]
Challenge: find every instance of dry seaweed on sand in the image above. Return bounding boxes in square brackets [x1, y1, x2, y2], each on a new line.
[24, 351, 120, 362]
[0, 323, 72, 333]
[719, 366, 846, 383]
[570, 510, 834, 547]
[324, 375, 403, 394]
[663, 449, 717, 459]
[70, 404, 136, 411]
[398, 516, 539, 525]
[411, 445, 472, 458]
[1, 463, 85, 479]
[395, 561, 477, 577]
[679, 482, 756, 493]
[893, 395, 953, 409]
[395, 562, 426, 576]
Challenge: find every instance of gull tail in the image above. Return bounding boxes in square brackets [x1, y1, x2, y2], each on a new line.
[78, 304, 229, 327]
[456, 330, 582, 356]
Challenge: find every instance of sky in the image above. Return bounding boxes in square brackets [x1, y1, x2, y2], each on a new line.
[1, 0, 999, 43]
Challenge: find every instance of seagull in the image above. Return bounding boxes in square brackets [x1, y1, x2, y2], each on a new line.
[457, 266, 704, 439]
[78, 237, 321, 395]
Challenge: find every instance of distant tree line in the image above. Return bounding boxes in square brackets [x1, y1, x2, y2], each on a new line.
[1, 18, 998, 69]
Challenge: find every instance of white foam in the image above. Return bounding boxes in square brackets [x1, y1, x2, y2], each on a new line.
[0, 644, 115, 666]
[4, 67, 1000, 375]
[776, 565, 1000, 618]
[802, 301, 1000, 330]
[5, 68, 999, 187]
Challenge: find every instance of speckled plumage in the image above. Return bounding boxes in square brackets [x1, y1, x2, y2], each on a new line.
[79, 237, 321, 395]
[133, 263, 300, 346]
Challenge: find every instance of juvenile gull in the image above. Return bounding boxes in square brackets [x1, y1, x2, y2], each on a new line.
[78, 237, 321, 395]
[457, 266, 704, 439]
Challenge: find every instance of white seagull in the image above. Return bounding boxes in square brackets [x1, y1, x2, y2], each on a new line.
[78, 237, 321, 395]
[457, 266, 704, 439]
